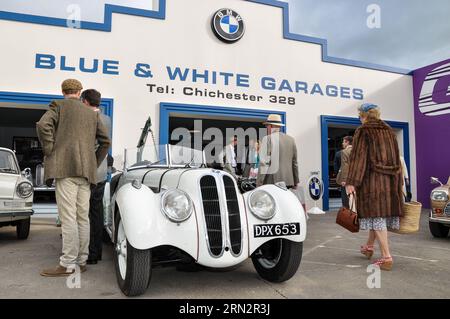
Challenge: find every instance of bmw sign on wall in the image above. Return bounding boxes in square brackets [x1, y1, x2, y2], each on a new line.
[212, 8, 245, 43]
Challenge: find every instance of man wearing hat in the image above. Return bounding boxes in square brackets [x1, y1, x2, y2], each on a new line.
[37, 79, 111, 277]
[256, 114, 299, 189]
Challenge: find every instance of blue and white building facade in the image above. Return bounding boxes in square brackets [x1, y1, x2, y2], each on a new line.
[0, 0, 416, 210]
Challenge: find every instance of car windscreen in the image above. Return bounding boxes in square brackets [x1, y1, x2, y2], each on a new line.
[169, 145, 204, 167]
[0, 150, 19, 174]
[124, 144, 205, 169]
[125, 145, 169, 169]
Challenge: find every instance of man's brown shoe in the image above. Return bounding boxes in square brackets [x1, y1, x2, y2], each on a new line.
[40, 265, 75, 277]
[79, 265, 87, 273]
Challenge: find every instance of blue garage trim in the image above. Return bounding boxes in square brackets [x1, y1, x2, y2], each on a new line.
[0, 1, 166, 32]
[159, 102, 286, 145]
[0, 91, 114, 143]
[320, 115, 410, 211]
[0, 0, 411, 74]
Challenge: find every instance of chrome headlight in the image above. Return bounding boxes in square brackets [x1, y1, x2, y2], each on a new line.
[161, 189, 193, 222]
[17, 182, 33, 198]
[431, 190, 449, 202]
[249, 190, 276, 220]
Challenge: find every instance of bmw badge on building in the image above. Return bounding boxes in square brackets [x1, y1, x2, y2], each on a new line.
[212, 8, 245, 43]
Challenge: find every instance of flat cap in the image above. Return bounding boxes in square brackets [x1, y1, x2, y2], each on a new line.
[61, 79, 83, 91]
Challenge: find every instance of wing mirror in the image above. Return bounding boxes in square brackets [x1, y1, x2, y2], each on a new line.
[22, 168, 32, 182]
[430, 177, 443, 186]
[22, 167, 31, 177]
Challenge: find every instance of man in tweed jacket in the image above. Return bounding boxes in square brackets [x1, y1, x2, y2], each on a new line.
[37, 79, 110, 277]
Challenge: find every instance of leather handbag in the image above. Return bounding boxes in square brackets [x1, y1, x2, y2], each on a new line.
[336, 193, 359, 233]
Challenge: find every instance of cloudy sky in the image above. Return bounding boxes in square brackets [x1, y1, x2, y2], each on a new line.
[283, 0, 450, 71]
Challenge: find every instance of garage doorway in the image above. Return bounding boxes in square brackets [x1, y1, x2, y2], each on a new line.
[0, 91, 114, 217]
[160, 102, 286, 168]
[320, 115, 410, 211]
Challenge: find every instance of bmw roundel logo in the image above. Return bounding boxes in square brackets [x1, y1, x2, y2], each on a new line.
[308, 176, 323, 201]
[212, 8, 245, 43]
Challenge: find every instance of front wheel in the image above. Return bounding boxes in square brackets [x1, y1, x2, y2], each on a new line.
[113, 214, 152, 296]
[16, 217, 31, 240]
[251, 239, 303, 282]
[429, 221, 450, 238]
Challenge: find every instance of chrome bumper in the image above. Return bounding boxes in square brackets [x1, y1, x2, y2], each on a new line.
[429, 211, 450, 225]
[0, 210, 34, 218]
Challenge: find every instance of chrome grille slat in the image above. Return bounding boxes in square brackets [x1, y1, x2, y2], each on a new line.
[223, 176, 242, 255]
[200, 176, 223, 256]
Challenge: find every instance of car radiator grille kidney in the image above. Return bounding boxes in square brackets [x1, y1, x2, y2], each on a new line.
[223, 176, 242, 255]
[200, 175, 223, 256]
[199, 175, 242, 257]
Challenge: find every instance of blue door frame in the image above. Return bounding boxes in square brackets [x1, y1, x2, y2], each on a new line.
[320, 115, 410, 211]
[0, 91, 114, 140]
[159, 102, 286, 144]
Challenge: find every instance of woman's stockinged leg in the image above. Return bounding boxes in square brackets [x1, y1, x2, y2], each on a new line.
[367, 230, 376, 246]
[374, 229, 391, 258]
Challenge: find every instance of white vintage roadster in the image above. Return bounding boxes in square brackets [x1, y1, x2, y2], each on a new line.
[0, 147, 34, 239]
[105, 121, 307, 296]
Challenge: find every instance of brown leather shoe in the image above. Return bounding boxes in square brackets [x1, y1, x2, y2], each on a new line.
[40, 265, 75, 277]
[79, 265, 87, 273]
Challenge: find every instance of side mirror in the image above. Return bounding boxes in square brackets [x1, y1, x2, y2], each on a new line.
[431, 177, 443, 186]
[22, 168, 32, 182]
[22, 167, 31, 177]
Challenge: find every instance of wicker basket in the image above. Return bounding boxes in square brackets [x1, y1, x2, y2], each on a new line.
[391, 201, 422, 234]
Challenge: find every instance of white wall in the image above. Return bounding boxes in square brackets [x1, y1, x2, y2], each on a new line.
[0, 0, 416, 208]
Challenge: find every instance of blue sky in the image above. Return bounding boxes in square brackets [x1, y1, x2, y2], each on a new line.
[0, 0, 155, 23]
[284, 0, 450, 71]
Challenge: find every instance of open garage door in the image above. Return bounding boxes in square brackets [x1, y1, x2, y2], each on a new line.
[0, 103, 57, 217]
[0, 105, 57, 216]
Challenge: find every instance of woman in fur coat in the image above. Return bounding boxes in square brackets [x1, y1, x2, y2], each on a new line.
[345, 103, 404, 271]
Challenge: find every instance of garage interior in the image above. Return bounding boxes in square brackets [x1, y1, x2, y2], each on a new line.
[169, 114, 267, 169]
[0, 104, 57, 216]
[327, 125, 356, 209]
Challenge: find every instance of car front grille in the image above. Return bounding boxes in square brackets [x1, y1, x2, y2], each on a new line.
[199, 175, 223, 256]
[199, 174, 242, 257]
[445, 202, 450, 217]
[223, 176, 242, 255]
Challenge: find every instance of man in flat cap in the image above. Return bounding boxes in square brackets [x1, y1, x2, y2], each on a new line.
[256, 114, 299, 189]
[37, 79, 111, 277]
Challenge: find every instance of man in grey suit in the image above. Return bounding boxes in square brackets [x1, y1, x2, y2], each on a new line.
[81, 89, 112, 265]
[256, 114, 299, 189]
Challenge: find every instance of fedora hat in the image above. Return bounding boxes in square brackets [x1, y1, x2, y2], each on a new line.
[263, 114, 285, 127]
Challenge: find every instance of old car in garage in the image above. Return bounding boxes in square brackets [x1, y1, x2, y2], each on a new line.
[429, 176, 450, 238]
[103, 118, 307, 296]
[0, 147, 34, 239]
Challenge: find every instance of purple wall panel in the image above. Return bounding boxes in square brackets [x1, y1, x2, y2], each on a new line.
[413, 59, 450, 208]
